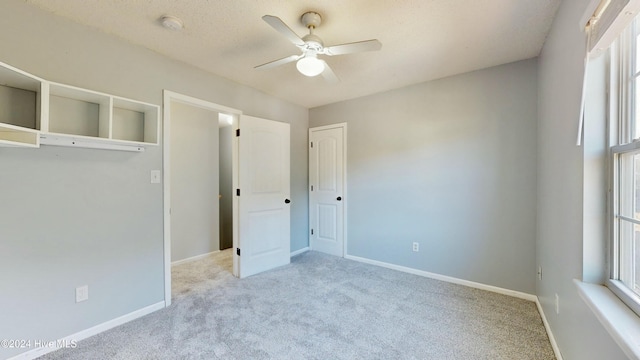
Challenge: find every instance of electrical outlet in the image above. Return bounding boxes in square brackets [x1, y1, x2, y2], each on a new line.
[412, 242, 419, 252]
[555, 293, 560, 314]
[76, 285, 89, 303]
[538, 266, 542, 280]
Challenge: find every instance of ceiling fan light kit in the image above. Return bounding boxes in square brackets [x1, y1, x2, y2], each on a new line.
[255, 11, 382, 82]
[296, 54, 324, 76]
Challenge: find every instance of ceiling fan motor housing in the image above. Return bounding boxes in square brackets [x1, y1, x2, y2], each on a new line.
[302, 34, 324, 50]
[301, 12, 322, 29]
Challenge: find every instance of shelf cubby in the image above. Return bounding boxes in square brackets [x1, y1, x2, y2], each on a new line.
[0, 61, 44, 147]
[47, 82, 111, 139]
[112, 96, 159, 145]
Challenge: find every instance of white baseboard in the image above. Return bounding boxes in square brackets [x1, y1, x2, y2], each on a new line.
[344, 254, 537, 301]
[8, 301, 165, 360]
[171, 250, 220, 266]
[535, 298, 564, 360]
[290, 247, 310, 257]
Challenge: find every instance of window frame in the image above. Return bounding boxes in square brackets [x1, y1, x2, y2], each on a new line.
[608, 18, 640, 317]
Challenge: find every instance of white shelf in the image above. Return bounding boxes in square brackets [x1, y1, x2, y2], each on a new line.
[44, 82, 159, 149]
[0, 122, 39, 148]
[0, 60, 159, 151]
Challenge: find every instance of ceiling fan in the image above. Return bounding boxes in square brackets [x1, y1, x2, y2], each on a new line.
[255, 12, 382, 82]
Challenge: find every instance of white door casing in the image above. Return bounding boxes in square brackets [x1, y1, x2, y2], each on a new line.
[238, 115, 291, 278]
[309, 123, 346, 257]
[163, 90, 242, 306]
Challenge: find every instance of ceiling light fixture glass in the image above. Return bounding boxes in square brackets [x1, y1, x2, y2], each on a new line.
[296, 55, 324, 77]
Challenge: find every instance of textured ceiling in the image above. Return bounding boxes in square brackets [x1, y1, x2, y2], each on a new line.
[24, 0, 561, 108]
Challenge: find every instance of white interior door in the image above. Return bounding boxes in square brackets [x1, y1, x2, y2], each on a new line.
[238, 115, 290, 278]
[309, 123, 346, 257]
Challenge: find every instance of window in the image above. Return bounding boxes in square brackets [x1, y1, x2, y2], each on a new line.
[610, 18, 640, 316]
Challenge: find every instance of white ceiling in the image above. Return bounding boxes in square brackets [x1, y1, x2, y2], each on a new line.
[24, 0, 561, 109]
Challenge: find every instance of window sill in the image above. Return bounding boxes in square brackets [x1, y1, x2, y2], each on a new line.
[574, 279, 640, 360]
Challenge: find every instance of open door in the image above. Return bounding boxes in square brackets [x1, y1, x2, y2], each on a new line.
[237, 115, 290, 278]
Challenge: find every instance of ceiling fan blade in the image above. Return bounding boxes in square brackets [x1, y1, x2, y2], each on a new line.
[255, 54, 302, 70]
[262, 15, 305, 47]
[320, 60, 339, 83]
[324, 39, 382, 56]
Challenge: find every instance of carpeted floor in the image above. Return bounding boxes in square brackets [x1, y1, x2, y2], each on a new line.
[38, 250, 555, 359]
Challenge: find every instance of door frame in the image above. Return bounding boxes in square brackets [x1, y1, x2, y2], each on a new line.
[309, 122, 348, 257]
[162, 90, 242, 307]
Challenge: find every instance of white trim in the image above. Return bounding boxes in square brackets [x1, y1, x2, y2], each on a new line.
[344, 254, 537, 301]
[575, 279, 640, 359]
[535, 298, 565, 360]
[290, 247, 310, 257]
[171, 250, 220, 266]
[8, 301, 164, 360]
[162, 90, 243, 307]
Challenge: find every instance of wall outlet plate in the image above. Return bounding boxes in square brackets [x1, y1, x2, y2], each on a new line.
[412, 242, 419, 252]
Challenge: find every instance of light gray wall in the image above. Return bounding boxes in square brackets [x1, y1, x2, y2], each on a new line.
[219, 125, 233, 250]
[310, 59, 538, 294]
[536, 0, 627, 358]
[170, 103, 219, 262]
[0, 1, 308, 358]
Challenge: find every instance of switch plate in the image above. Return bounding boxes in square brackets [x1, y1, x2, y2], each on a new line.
[150, 170, 161, 184]
[76, 285, 89, 303]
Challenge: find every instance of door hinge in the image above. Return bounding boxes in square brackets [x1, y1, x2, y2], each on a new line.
[236, 248, 241, 256]
[311, 229, 314, 235]
[236, 189, 240, 196]
[310, 141, 313, 148]
[311, 185, 314, 191]
[236, 129, 240, 137]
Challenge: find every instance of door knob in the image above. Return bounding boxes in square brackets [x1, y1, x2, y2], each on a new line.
[285, 199, 291, 204]
[337, 196, 342, 201]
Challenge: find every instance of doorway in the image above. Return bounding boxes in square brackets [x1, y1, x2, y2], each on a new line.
[163, 91, 293, 306]
[163, 91, 241, 306]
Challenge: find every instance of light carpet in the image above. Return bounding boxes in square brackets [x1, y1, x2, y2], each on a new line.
[38, 250, 555, 359]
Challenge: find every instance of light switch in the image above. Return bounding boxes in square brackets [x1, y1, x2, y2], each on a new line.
[151, 170, 161, 184]
[76, 285, 88, 303]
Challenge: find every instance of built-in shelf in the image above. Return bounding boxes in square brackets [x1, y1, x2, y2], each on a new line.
[0, 61, 44, 148]
[41, 82, 159, 151]
[0, 60, 159, 152]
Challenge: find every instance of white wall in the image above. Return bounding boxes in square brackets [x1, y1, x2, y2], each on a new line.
[0, 1, 308, 358]
[310, 59, 538, 294]
[170, 103, 219, 262]
[536, 0, 628, 358]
